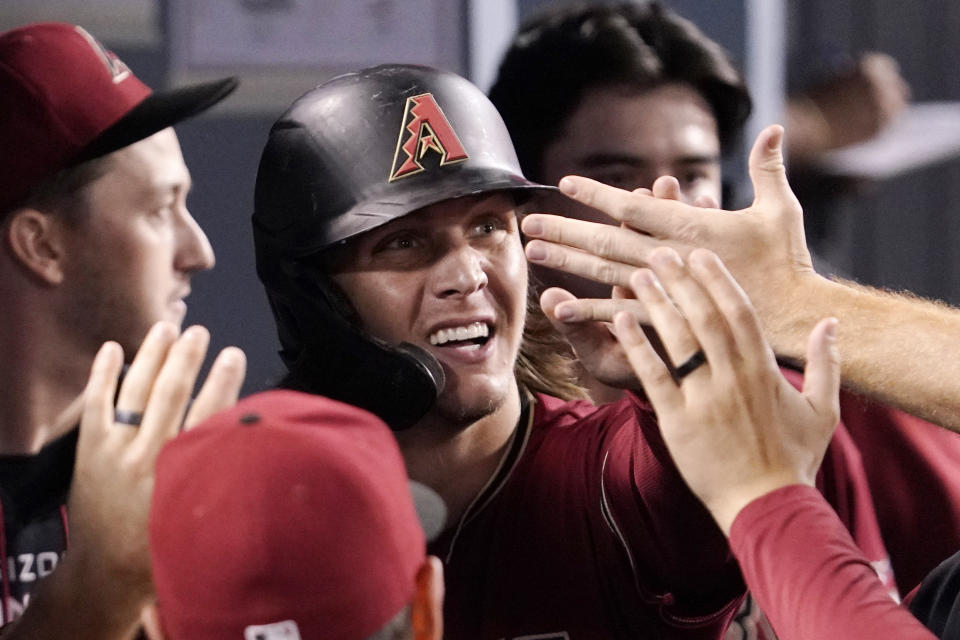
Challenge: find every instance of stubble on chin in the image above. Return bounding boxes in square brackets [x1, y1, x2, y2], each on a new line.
[434, 388, 507, 431]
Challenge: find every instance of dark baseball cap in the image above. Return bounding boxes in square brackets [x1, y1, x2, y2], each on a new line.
[0, 22, 238, 213]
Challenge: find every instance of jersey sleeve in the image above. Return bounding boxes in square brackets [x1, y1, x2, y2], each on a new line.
[730, 484, 936, 640]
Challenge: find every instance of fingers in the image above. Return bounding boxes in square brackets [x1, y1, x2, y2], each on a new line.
[557, 175, 707, 237]
[651, 175, 682, 201]
[628, 266, 704, 371]
[134, 326, 210, 455]
[183, 346, 247, 430]
[624, 248, 779, 388]
[686, 249, 773, 369]
[552, 294, 651, 325]
[693, 194, 720, 209]
[802, 317, 841, 424]
[526, 239, 638, 288]
[747, 125, 801, 214]
[540, 287, 619, 356]
[114, 322, 180, 425]
[613, 310, 683, 412]
[80, 341, 125, 443]
[523, 214, 669, 284]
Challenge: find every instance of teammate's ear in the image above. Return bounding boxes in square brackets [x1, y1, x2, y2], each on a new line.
[4, 207, 67, 285]
[411, 555, 444, 640]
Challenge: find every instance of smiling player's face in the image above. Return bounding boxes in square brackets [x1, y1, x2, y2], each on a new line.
[326, 192, 528, 427]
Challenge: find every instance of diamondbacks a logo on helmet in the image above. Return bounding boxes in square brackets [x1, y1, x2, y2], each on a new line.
[73, 26, 131, 84]
[389, 93, 468, 182]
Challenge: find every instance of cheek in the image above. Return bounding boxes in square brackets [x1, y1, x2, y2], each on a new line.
[499, 241, 529, 321]
[334, 272, 416, 342]
[86, 221, 172, 280]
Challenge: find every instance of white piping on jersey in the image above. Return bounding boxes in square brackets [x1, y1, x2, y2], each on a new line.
[599, 450, 644, 598]
[443, 390, 535, 564]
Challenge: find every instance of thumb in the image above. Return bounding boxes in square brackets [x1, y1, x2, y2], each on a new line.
[801, 317, 841, 425]
[748, 125, 801, 212]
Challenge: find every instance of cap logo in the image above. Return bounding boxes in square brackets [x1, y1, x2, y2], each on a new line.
[73, 26, 131, 84]
[244, 620, 301, 640]
[389, 92, 468, 182]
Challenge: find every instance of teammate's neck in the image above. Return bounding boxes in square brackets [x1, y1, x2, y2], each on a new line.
[0, 323, 91, 455]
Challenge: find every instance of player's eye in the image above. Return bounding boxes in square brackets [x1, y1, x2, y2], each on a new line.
[477, 220, 498, 234]
[681, 170, 708, 185]
[374, 232, 422, 253]
[470, 216, 508, 239]
[589, 169, 644, 192]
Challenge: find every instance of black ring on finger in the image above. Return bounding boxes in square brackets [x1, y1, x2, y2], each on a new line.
[114, 409, 143, 426]
[673, 350, 707, 381]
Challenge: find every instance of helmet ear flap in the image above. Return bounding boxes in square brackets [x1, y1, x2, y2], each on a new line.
[265, 264, 445, 431]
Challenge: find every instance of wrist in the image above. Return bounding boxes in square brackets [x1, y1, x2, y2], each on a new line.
[757, 271, 836, 362]
[707, 475, 812, 536]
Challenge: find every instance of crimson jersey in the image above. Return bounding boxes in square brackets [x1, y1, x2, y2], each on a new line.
[839, 390, 960, 592]
[429, 390, 892, 640]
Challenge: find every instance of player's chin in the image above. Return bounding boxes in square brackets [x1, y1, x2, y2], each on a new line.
[436, 376, 511, 426]
[165, 300, 188, 326]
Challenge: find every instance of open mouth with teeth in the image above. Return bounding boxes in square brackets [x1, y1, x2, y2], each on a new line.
[429, 321, 492, 349]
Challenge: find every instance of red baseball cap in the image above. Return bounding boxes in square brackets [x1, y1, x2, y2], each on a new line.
[0, 22, 237, 213]
[149, 390, 445, 640]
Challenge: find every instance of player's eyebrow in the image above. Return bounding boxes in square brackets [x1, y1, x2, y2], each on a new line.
[675, 153, 721, 165]
[577, 152, 649, 168]
[577, 152, 721, 168]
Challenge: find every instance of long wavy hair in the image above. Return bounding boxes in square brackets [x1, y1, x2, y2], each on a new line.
[515, 280, 589, 402]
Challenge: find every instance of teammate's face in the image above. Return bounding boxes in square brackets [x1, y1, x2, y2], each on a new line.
[534, 82, 721, 297]
[59, 128, 214, 356]
[327, 193, 527, 426]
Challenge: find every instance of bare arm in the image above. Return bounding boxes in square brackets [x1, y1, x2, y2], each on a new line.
[763, 275, 960, 429]
[521, 125, 960, 431]
[3, 323, 246, 639]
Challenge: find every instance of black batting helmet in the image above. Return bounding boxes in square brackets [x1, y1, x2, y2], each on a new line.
[253, 64, 548, 429]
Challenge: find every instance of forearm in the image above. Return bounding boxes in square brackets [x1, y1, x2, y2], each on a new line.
[760, 274, 960, 431]
[730, 485, 934, 640]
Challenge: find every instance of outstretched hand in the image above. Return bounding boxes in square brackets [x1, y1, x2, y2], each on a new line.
[11, 322, 246, 639]
[612, 247, 840, 535]
[522, 125, 823, 337]
[69, 322, 246, 595]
